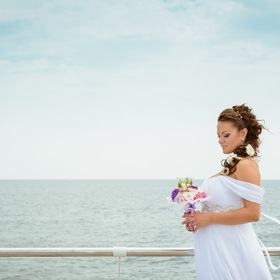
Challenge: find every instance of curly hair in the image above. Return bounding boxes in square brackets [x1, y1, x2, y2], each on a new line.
[218, 104, 265, 175]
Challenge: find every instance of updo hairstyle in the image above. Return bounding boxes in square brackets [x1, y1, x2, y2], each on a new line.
[218, 104, 265, 175]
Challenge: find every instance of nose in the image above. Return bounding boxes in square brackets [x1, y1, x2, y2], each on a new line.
[218, 137, 224, 144]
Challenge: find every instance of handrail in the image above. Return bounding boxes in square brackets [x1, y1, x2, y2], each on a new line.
[0, 247, 280, 257]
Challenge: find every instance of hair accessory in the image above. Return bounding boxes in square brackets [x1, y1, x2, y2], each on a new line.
[232, 107, 242, 118]
[235, 111, 242, 118]
[226, 153, 238, 165]
[245, 144, 255, 157]
[220, 167, 229, 176]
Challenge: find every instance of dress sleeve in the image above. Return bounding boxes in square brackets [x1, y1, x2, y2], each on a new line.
[221, 176, 264, 204]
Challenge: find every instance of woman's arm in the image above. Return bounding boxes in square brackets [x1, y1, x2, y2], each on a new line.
[182, 159, 261, 232]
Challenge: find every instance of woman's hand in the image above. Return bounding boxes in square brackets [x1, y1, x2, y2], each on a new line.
[181, 211, 212, 233]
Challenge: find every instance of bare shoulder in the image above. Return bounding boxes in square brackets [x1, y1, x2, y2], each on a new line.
[235, 158, 260, 186]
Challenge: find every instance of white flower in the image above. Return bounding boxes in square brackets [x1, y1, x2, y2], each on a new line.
[220, 167, 230, 176]
[197, 187, 204, 192]
[183, 191, 196, 200]
[180, 182, 187, 190]
[246, 144, 255, 157]
[226, 153, 237, 165]
[185, 177, 193, 186]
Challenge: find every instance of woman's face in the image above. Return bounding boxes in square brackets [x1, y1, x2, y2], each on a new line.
[217, 121, 247, 154]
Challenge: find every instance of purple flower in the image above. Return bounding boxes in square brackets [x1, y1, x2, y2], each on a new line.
[185, 203, 196, 214]
[171, 188, 179, 201]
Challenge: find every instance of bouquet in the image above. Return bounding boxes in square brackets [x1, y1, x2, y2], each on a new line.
[168, 177, 208, 231]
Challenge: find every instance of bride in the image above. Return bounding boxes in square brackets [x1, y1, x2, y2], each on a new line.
[182, 104, 272, 280]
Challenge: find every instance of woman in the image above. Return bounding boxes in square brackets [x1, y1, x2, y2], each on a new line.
[182, 104, 272, 279]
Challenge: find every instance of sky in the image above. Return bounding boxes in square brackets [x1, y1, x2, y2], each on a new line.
[0, 0, 280, 180]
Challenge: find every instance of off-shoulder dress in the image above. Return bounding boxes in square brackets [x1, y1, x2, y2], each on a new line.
[194, 175, 272, 280]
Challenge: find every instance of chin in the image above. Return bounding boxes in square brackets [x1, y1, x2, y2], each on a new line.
[222, 148, 231, 154]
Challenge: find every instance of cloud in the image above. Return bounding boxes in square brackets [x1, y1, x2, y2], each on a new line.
[0, 0, 280, 179]
[1, 0, 279, 68]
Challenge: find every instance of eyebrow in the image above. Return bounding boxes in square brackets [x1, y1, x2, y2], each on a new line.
[217, 131, 230, 136]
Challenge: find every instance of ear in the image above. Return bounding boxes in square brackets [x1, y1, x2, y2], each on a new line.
[240, 128, 248, 138]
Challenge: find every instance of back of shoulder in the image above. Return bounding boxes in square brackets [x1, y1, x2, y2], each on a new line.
[235, 158, 260, 186]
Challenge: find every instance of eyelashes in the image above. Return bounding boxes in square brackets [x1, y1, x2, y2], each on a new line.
[217, 134, 230, 138]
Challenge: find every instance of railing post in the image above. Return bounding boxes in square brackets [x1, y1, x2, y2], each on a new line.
[117, 257, 121, 280]
[113, 247, 127, 280]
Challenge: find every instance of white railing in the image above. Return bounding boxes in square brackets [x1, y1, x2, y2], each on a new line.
[1, 247, 279, 257]
[1, 247, 279, 280]
[0, 247, 195, 257]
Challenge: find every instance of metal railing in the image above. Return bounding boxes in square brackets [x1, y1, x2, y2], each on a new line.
[0, 247, 279, 257]
[1, 247, 279, 280]
[0, 247, 195, 257]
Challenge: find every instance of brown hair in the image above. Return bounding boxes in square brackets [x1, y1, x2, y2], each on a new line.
[218, 104, 265, 175]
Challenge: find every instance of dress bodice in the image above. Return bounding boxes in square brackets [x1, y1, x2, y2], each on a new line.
[201, 175, 264, 212]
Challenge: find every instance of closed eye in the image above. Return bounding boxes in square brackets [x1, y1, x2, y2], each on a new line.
[217, 133, 230, 138]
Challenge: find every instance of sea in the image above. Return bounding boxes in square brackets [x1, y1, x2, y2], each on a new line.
[0, 179, 279, 280]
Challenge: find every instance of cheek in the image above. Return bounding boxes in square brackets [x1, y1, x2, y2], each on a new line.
[232, 137, 242, 147]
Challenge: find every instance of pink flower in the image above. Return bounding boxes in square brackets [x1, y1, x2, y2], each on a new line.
[194, 192, 206, 200]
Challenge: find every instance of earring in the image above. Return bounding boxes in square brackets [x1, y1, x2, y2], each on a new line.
[241, 139, 245, 145]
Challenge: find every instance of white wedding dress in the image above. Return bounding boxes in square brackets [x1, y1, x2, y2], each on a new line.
[194, 175, 272, 280]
